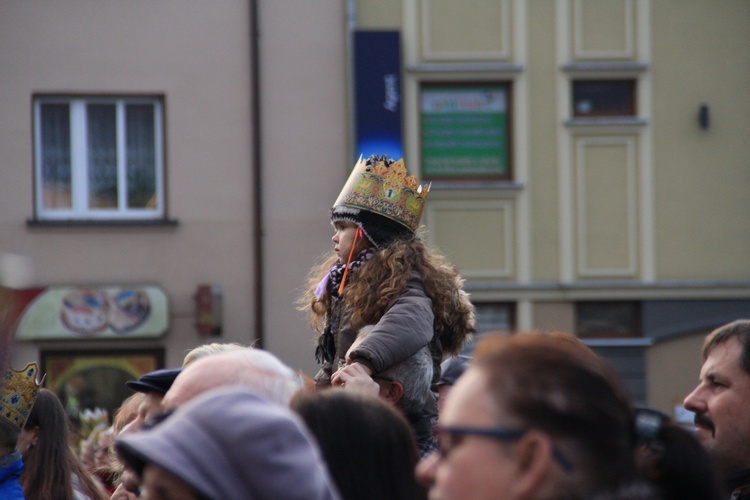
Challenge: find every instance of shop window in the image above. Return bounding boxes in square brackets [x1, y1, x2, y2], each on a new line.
[33, 96, 165, 221]
[572, 80, 636, 117]
[420, 83, 512, 180]
[576, 301, 641, 339]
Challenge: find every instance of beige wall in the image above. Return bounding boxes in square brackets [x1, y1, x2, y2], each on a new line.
[259, 0, 348, 376]
[527, 0, 561, 283]
[532, 301, 575, 334]
[3, 0, 749, 388]
[355, 0, 750, 408]
[0, 0, 348, 377]
[357, 0, 750, 288]
[651, 1, 750, 280]
[357, 0, 402, 28]
[0, 1, 254, 368]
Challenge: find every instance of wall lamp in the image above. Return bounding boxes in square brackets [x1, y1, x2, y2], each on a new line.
[698, 103, 710, 130]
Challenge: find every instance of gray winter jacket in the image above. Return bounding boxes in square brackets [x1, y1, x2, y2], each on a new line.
[314, 273, 440, 398]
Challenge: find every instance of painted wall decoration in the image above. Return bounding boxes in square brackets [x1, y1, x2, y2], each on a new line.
[12, 285, 168, 340]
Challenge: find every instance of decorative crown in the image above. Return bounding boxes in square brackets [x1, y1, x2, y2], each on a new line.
[333, 155, 430, 233]
[0, 362, 42, 431]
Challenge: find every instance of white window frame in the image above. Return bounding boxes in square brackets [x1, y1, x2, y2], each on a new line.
[33, 96, 165, 221]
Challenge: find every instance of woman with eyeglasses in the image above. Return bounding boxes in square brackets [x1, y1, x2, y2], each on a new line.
[417, 331, 651, 499]
[417, 331, 725, 499]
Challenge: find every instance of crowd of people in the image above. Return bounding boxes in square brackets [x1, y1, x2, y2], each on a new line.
[2, 322, 749, 499]
[0, 156, 749, 498]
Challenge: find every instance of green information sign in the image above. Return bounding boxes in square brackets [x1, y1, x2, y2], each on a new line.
[421, 85, 509, 179]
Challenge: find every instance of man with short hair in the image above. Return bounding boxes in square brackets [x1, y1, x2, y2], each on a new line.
[683, 319, 750, 499]
[332, 326, 436, 457]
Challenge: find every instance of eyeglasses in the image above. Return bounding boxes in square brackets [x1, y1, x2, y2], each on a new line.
[435, 425, 574, 472]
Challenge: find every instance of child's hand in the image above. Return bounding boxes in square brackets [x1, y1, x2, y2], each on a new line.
[331, 362, 378, 395]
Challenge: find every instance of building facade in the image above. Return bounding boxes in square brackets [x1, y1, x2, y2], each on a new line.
[1, 0, 749, 416]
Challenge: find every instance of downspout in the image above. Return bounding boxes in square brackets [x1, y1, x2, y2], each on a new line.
[346, 0, 356, 161]
[250, 0, 264, 347]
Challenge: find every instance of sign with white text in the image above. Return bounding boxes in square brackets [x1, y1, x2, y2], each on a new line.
[421, 85, 510, 179]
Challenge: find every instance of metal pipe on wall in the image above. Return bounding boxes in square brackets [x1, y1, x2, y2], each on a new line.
[249, 0, 264, 347]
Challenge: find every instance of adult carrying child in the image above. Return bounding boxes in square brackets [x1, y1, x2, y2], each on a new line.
[300, 154, 476, 420]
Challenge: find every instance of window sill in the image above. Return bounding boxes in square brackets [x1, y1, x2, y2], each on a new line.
[561, 62, 649, 75]
[581, 338, 654, 348]
[427, 180, 524, 191]
[26, 218, 179, 228]
[406, 63, 524, 74]
[565, 117, 647, 127]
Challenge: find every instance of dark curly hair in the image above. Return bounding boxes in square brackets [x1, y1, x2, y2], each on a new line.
[301, 236, 475, 355]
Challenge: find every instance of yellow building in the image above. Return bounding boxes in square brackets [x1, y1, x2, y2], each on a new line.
[1, 0, 748, 416]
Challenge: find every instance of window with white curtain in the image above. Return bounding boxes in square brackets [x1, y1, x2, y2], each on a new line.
[33, 96, 165, 221]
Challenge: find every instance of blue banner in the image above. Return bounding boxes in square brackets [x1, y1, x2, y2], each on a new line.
[353, 31, 403, 161]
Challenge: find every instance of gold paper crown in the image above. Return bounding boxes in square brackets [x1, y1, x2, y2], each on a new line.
[333, 156, 430, 233]
[0, 362, 42, 431]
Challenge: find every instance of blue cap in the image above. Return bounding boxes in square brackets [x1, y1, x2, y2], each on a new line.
[438, 355, 469, 386]
[125, 368, 182, 395]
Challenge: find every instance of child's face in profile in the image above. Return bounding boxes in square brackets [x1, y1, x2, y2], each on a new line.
[332, 220, 359, 262]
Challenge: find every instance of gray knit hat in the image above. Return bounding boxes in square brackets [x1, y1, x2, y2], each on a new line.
[116, 388, 340, 500]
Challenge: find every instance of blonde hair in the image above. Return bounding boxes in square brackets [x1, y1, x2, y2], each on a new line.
[183, 341, 250, 367]
[112, 392, 146, 434]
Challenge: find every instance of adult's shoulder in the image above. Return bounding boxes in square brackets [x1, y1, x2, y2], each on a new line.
[405, 271, 427, 292]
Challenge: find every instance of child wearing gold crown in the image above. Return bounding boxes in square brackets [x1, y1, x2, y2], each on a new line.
[0, 361, 42, 499]
[301, 154, 476, 417]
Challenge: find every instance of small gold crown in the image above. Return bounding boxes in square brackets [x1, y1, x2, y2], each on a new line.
[0, 362, 42, 431]
[333, 156, 430, 232]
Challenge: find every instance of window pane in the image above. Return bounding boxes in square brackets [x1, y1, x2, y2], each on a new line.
[475, 302, 514, 334]
[576, 301, 640, 338]
[126, 104, 157, 209]
[87, 104, 118, 209]
[34, 96, 164, 221]
[572, 80, 636, 117]
[40, 104, 72, 209]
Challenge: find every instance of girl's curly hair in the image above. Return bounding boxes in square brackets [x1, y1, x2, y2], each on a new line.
[300, 237, 475, 355]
